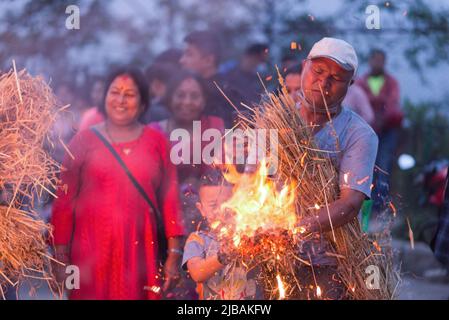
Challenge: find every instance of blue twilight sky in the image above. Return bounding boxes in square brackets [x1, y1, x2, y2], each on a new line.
[1, 0, 448, 106]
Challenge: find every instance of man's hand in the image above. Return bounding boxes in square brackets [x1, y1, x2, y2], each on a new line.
[162, 236, 183, 293]
[297, 215, 320, 235]
[299, 189, 366, 233]
[162, 253, 181, 293]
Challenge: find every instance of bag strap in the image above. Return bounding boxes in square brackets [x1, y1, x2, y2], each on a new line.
[90, 127, 164, 225]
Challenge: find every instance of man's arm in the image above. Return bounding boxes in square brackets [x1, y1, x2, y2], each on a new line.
[300, 125, 379, 233]
[299, 188, 366, 233]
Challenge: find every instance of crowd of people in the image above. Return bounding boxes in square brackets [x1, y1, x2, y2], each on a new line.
[39, 30, 441, 300]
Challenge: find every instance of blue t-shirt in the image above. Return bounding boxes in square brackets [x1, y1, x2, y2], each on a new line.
[182, 231, 261, 300]
[314, 107, 378, 198]
[298, 107, 378, 266]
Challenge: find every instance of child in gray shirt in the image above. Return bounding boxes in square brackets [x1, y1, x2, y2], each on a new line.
[182, 171, 261, 300]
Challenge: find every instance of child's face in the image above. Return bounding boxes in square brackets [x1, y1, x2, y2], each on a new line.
[196, 185, 233, 222]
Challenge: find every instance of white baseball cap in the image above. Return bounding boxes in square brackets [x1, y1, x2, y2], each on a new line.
[307, 37, 358, 76]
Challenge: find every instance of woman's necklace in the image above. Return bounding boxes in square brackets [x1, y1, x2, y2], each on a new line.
[105, 122, 137, 156]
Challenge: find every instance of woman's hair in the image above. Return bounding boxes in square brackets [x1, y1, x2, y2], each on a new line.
[100, 67, 150, 122]
[163, 70, 208, 110]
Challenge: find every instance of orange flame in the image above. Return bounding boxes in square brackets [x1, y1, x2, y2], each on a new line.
[389, 202, 397, 217]
[221, 159, 297, 245]
[316, 286, 322, 298]
[373, 241, 382, 252]
[276, 274, 286, 299]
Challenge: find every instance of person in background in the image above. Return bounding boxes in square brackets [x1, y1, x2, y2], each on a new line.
[342, 83, 374, 126]
[149, 71, 225, 299]
[78, 77, 105, 131]
[142, 48, 182, 123]
[150, 71, 225, 206]
[180, 31, 221, 83]
[222, 43, 269, 107]
[356, 49, 403, 216]
[283, 63, 302, 104]
[180, 30, 240, 128]
[142, 63, 174, 123]
[153, 48, 183, 67]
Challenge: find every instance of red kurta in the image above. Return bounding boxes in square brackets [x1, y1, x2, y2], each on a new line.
[51, 126, 184, 300]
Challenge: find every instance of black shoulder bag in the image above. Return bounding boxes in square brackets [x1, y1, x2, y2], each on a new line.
[91, 127, 168, 263]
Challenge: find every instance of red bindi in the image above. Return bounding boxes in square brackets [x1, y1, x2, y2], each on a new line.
[118, 74, 130, 81]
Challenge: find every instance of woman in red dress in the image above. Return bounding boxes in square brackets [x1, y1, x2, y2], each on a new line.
[149, 71, 224, 234]
[51, 68, 185, 300]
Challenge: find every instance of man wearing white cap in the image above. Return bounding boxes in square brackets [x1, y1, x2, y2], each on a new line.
[295, 38, 379, 299]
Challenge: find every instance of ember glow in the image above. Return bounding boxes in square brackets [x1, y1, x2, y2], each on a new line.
[316, 286, 322, 298]
[406, 217, 415, 250]
[276, 274, 286, 300]
[373, 241, 382, 252]
[389, 202, 397, 217]
[144, 285, 161, 294]
[221, 159, 298, 244]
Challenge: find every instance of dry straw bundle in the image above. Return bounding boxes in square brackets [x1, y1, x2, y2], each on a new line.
[0, 63, 64, 298]
[226, 74, 399, 300]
